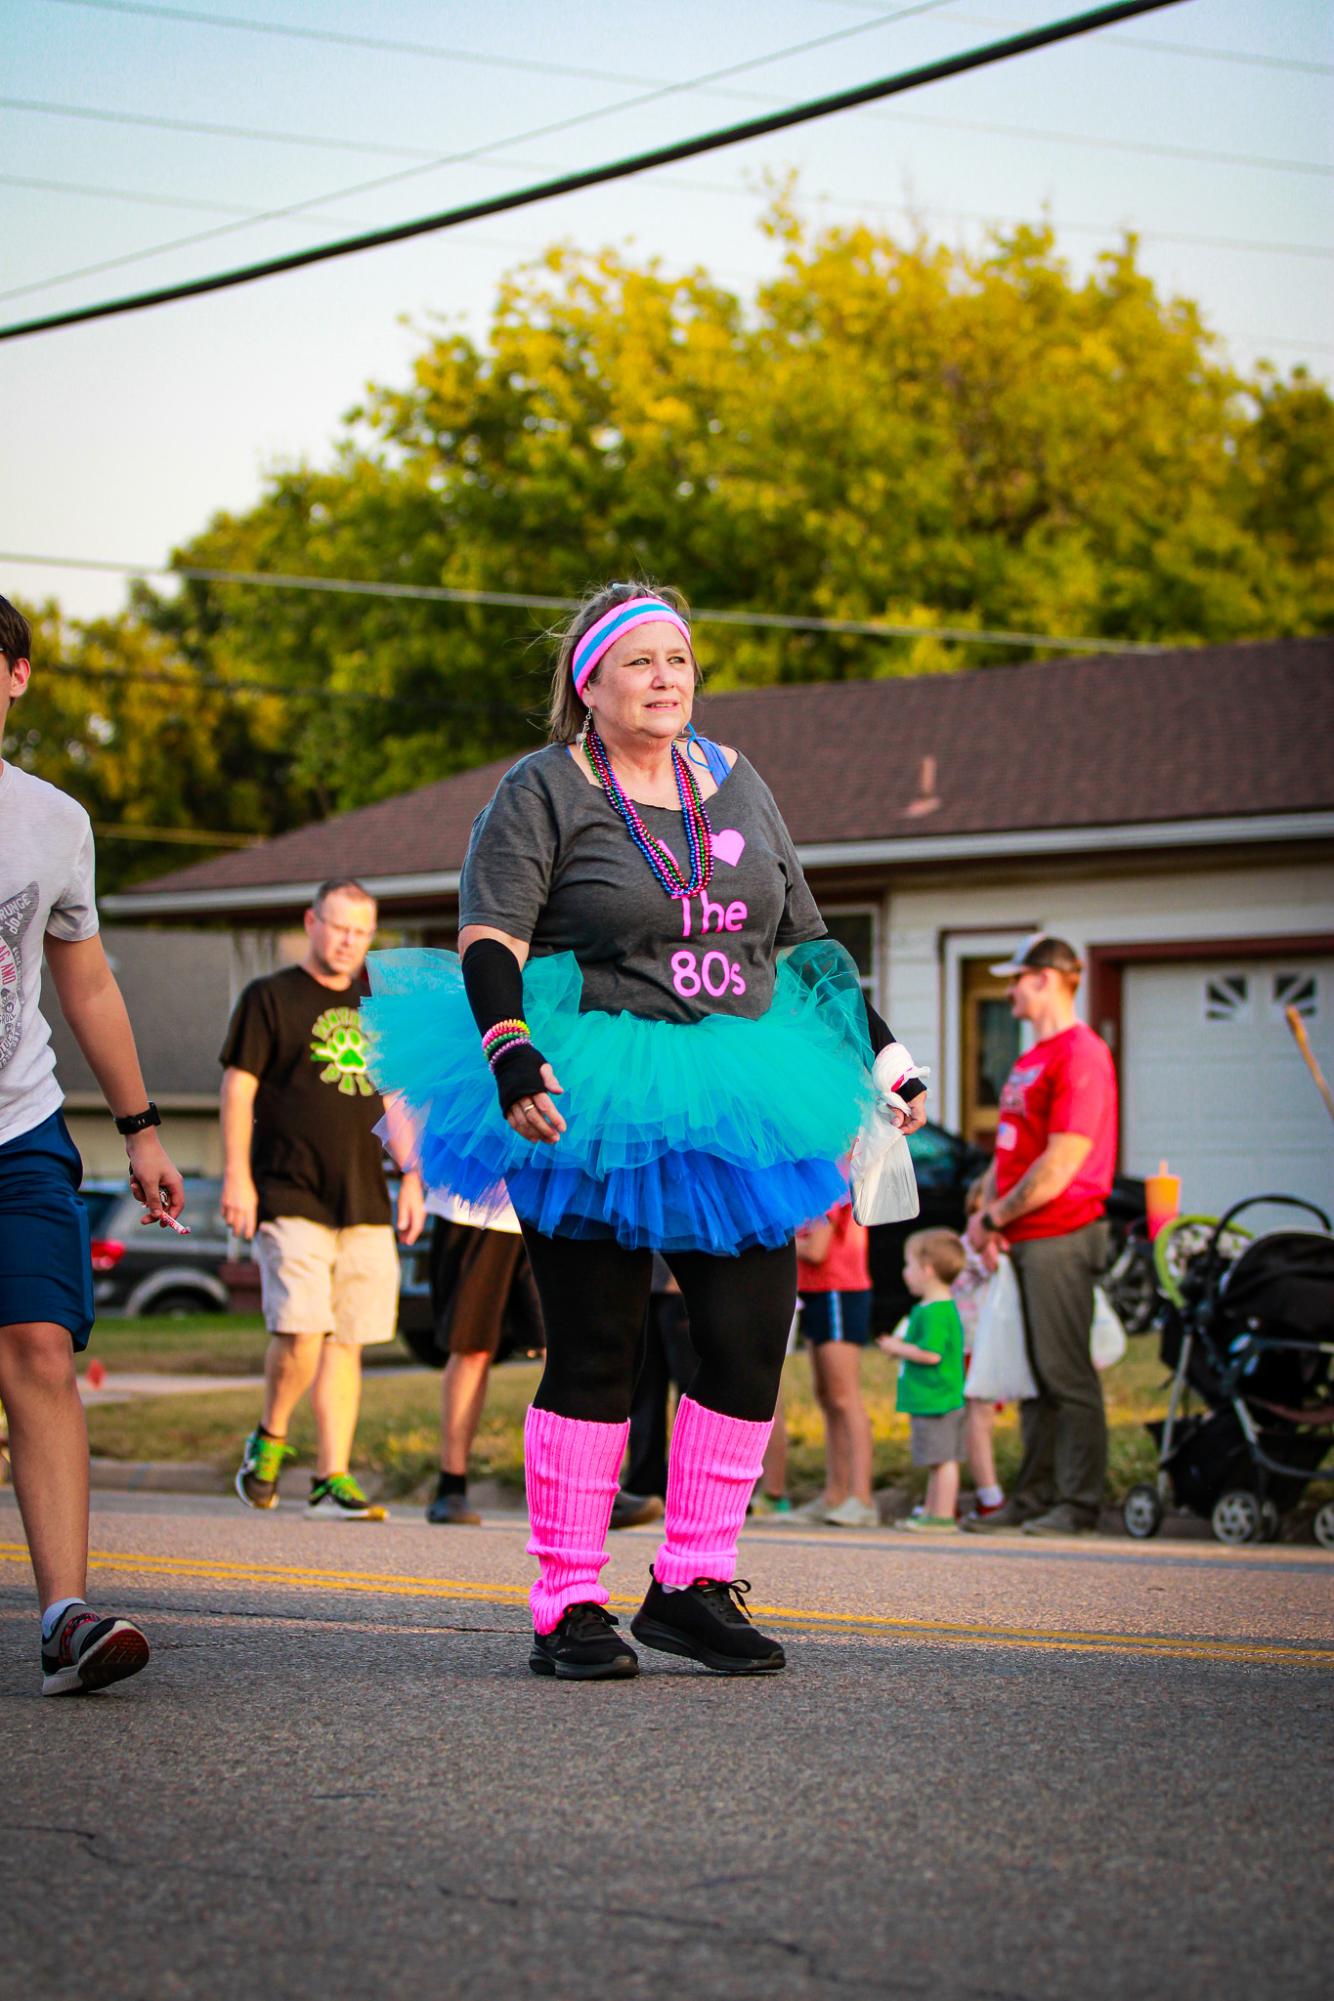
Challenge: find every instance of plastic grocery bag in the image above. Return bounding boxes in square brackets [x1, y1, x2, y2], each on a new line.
[964, 1254, 1038, 1402]
[850, 1046, 925, 1228]
[850, 1093, 920, 1227]
[1090, 1286, 1128, 1371]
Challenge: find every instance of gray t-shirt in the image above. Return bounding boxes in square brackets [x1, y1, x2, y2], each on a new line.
[459, 744, 825, 1023]
[0, 762, 99, 1147]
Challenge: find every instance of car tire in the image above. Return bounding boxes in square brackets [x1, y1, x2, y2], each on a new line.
[146, 1289, 224, 1318]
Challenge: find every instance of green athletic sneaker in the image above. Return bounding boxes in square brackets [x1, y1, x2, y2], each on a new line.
[235, 1428, 294, 1510]
[306, 1473, 387, 1522]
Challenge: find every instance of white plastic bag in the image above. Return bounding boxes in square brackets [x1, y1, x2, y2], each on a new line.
[850, 1045, 925, 1228]
[964, 1254, 1038, 1402]
[850, 1096, 920, 1227]
[1090, 1286, 1128, 1371]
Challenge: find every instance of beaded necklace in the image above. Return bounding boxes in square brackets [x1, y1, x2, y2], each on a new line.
[582, 723, 714, 899]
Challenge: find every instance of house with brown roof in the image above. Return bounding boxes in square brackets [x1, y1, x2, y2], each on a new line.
[107, 638, 1334, 1214]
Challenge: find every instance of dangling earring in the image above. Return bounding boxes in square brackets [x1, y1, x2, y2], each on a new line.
[576, 710, 591, 754]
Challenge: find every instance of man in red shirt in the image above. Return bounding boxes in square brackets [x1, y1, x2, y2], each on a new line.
[963, 935, 1118, 1536]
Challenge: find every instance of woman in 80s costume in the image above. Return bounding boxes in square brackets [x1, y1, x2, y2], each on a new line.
[364, 582, 927, 1680]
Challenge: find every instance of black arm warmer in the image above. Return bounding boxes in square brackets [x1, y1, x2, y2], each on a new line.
[863, 995, 927, 1102]
[461, 938, 549, 1115]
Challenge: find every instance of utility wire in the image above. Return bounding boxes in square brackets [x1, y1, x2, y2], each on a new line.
[0, 2, 953, 310]
[91, 821, 258, 847]
[6, 552, 1168, 655]
[11, 89, 1331, 189]
[810, 2, 1334, 72]
[42, 657, 533, 716]
[0, 0, 1190, 341]
[0, 95, 443, 161]
[57, 0, 1334, 80]
[15, 166, 1333, 270]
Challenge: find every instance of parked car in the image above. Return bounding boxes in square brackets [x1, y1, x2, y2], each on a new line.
[80, 1176, 233, 1317]
[80, 1175, 436, 1336]
[866, 1123, 1146, 1333]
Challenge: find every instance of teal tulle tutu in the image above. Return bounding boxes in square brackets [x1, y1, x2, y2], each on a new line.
[363, 940, 875, 1256]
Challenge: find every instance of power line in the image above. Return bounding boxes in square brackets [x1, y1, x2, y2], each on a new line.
[0, 172, 364, 228]
[17, 164, 1333, 274]
[11, 81, 1332, 196]
[0, 2, 953, 309]
[810, 2, 1334, 73]
[0, 0, 1190, 341]
[92, 821, 258, 847]
[61, 0, 1334, 80]
[42, 657, 532, 716]
[0, 95, 441, 161]
[6, 552, 1168, 655]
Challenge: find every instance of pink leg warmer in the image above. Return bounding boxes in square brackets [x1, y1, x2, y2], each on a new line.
[524, 1405, 629, 1635]
[654, 1395, 773, 1590]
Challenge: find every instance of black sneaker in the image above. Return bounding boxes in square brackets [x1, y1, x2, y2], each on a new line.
[426, 1489, 482, 1526]
[528, 1603, 639, 1681]
[610, 1489, 664, 1530]
[41, 1605, 150, 1697]
[631, 1572, 786, 1675]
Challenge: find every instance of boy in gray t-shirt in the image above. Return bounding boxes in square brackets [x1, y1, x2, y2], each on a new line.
[0, 594, 185, 1697]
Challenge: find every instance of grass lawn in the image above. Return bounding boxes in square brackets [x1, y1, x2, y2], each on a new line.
[84, 1340, 1178, 1503]
[77, 1314, 417, 1377]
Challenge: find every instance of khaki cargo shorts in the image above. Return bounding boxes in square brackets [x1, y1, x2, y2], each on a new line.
[255, 1217, 399, 1347]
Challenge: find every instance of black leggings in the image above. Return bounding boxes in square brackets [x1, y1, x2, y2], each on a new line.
[521, 1228, 796, 1425]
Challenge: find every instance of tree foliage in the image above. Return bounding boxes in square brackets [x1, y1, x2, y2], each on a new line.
[22, 210, 1334, 864]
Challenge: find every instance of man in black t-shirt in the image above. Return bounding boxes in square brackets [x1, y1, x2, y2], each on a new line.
[220, 878, 424, 1519]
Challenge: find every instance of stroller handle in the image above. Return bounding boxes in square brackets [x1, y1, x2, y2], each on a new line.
[1203, 1194, 1333, 1295]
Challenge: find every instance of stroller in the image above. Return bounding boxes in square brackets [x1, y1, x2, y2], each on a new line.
[1123, 1195, 1334, 1547]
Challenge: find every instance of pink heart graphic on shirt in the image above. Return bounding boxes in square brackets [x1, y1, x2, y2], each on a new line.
[714, 829, 746, 867]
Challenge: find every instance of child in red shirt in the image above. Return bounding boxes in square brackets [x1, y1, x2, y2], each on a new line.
[795, 1200, 877, 1528]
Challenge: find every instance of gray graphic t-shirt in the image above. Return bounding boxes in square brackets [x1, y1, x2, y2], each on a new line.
[459, 745, 825, 1023]
[0, 763, 99, 1146]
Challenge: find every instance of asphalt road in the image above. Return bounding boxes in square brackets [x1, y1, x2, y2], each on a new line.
[5, 1491, 1331, 2001]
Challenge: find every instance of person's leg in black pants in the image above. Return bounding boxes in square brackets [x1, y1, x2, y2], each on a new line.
[521, 1228, 653, 1422]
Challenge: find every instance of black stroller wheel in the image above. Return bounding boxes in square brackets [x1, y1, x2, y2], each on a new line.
[1314, 1502, 1334, 1552]
[1122, 1484, 1164, 1540]
[1211, 1489, 1266, 1545]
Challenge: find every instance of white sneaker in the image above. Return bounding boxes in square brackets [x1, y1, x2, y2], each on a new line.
[823, 1496, 879, 1528]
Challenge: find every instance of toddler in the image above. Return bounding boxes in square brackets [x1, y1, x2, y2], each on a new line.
[956, 1177, 1007, 1524]
[877, 1228, 967, 1533]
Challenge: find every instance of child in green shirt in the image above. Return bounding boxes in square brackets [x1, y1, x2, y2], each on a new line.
[876, 1228, 967, 1533]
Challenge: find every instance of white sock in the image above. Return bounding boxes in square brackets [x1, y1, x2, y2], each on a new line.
[978, 1485, 1004, 1507]
[41, 1596, 86, 1640]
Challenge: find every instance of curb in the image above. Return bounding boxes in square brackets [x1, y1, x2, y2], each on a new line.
[86, 1459, 526, 1515]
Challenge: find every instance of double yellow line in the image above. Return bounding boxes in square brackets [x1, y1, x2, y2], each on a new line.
[4, 1542, 1330, 1667]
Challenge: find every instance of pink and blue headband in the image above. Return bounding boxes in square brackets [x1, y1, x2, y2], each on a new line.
[571, 597, 692, 698]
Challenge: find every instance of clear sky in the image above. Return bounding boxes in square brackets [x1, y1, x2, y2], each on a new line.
[3, 0, 1331, 624]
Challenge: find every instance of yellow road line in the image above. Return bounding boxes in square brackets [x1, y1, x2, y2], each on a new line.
[2, 1543, 1329, 1666]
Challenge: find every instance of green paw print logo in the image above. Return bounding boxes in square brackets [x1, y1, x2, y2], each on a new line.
[310, 1007, 374, 1096]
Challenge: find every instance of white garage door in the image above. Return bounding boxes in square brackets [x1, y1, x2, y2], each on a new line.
[1122, 957, 1334, 1219]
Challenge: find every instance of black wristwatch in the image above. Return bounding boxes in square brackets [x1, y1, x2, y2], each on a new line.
[114, 1103, 161, 1137]
[981, 1208, 1002, 1234]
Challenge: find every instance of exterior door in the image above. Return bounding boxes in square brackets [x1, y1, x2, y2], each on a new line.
[960, 957, 1023, 1152]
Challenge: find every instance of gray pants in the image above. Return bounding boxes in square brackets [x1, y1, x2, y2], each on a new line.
[1009, 1222, 1109, 1522]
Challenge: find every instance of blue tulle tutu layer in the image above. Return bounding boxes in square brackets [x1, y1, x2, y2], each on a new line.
[363, 940, 875, 1256]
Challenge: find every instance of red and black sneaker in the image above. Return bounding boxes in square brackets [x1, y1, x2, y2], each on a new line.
[41, 1605, 150, 1697]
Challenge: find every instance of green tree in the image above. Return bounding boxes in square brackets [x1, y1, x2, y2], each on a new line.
[5, 599, 297, 889]
[128, 209, 1330, 819]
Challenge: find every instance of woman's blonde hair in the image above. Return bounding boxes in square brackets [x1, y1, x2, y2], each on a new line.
[547, 579, 699, 744]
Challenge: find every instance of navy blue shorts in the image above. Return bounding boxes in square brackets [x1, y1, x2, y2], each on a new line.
[0, 1110, 95, 1349]
[800, 1289, 873, 1347]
